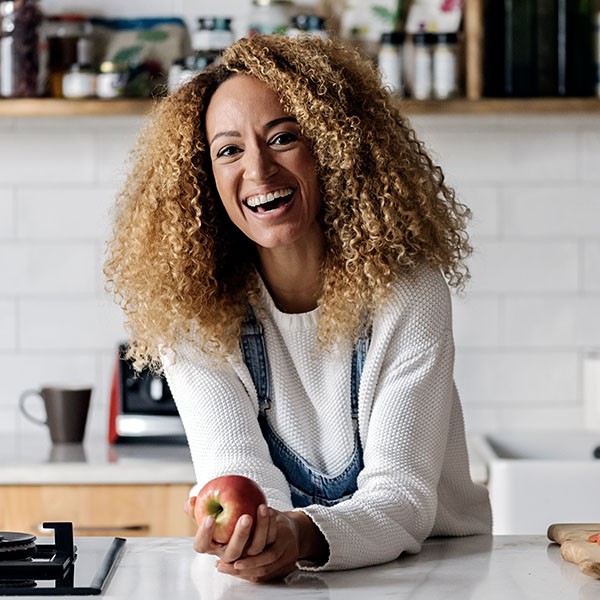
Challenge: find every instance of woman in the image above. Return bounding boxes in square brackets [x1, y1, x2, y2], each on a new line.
[104, 34, 491, 582]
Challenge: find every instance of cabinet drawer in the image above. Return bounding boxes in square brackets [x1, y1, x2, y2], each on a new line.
[0, 484, 196, 537]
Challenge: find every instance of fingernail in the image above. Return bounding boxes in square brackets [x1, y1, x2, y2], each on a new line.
[259, 505, 267, 517]
[203, 516, 214, 529]
[240, 515, 252, 528]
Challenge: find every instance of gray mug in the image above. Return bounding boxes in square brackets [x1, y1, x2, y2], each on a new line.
[19, 387, 92, 444]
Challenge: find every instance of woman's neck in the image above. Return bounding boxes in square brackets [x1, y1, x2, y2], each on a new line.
[256, 228, 325, 314]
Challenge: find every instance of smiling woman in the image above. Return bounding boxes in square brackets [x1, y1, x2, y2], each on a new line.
[104, 34, 491, 582]
[206, 75, 322, 258]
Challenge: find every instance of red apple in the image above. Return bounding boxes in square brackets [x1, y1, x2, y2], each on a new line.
[194, 475, 267, 544]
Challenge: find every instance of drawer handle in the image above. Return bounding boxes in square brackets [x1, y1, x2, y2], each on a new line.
[35, 523, 150, 535]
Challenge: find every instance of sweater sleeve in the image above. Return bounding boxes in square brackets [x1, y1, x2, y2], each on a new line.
[297, 324, 458, 571]
[162, 343, 294, 512]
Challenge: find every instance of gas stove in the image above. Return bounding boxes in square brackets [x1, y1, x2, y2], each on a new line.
[0, 522, 125, 596]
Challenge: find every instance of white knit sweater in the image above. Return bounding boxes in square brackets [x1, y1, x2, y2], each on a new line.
[162, 262, 492, 571]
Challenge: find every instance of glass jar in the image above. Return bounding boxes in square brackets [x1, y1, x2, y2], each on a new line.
[61, 62, 95, 98]
[0, 0, 43, 97]
[96, 60, 127, 98]
[248, 0, 294, 36]
[378, 31, 404, 94]
[432, 32, 458, 99]
[44, 13, 90, 97]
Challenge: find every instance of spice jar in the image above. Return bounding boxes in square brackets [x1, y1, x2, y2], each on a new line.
[248, 0, 294, 36]
[62, 62, 95, 98]
[0, 0, 43, 97]
[378, 31, 404, 94]
[45, 13, 90, 97]
[432, 32, 458, 99]
[96, 61, 127, 98]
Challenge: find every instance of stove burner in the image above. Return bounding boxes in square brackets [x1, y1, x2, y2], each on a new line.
[0, 522, 126, 596]
[0, 523, 76, 580]
[0, 532, 37, 561]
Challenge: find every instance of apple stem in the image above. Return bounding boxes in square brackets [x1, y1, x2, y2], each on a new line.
[207, 497, 224, 518]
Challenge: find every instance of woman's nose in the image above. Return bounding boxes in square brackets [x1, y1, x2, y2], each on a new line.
[242, 145, 278, 181]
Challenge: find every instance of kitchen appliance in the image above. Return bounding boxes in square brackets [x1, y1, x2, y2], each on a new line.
[108, 343, 185, 444]
[0, 522, 125, 596]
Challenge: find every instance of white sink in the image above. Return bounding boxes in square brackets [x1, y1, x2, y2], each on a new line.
[472, 431, 600, 535]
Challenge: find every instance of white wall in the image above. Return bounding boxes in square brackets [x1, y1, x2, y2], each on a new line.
[2, 112, 599, 439]
[1, 0, 599, 439]
[410, 113, 600, 433]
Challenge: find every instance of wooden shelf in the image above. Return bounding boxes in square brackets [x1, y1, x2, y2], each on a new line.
[403, 97, 600, 114]
[1, 96, 599, 117]
[0, 97, 154, 117]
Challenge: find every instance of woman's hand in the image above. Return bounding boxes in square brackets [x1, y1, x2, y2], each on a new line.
[184, 497, 326, 582]
[185, 496, 277, 564]
[215, 509, 302, 582]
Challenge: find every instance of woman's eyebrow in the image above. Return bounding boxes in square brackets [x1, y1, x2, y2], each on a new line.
[265, 117, 297, 130]
[209, 117, 297, 146]
[209, 130, 240, 146]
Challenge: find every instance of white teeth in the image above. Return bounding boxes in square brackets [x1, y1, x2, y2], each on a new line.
[246, 187, 293, 208]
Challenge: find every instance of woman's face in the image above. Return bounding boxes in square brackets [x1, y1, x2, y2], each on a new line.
[205, 74, 321, 250]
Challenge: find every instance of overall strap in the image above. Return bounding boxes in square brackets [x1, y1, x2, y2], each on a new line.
[239, 305, 272, 412]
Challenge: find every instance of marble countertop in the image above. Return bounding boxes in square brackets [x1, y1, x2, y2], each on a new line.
[4, 534, 599, 599]
[0, 432, 487, 485]
[0, 433, 195, 484]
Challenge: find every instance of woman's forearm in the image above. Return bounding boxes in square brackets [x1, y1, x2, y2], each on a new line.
[286, 510, 329, 564]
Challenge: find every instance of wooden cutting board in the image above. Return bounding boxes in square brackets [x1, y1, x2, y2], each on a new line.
[547, 523, 600, 579]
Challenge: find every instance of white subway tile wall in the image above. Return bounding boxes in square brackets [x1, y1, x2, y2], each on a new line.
[411, 113, 600, 433]
[1, 95, 599, 436]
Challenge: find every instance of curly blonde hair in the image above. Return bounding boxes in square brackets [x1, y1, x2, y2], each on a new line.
[104, 34, 471, 370]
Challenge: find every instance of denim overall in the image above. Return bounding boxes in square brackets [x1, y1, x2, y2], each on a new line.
[240, 307, 370, 507]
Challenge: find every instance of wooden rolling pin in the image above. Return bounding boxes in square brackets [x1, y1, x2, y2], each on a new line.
[547, 523, 600, 579]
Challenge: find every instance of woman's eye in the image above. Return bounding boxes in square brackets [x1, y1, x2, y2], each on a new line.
[271, 132, 297, 146]
[216, 145, 240, 158]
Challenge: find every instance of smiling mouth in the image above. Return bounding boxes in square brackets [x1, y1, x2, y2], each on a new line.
[244, 188, 295, 213]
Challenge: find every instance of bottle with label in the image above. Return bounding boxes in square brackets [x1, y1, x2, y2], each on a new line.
[168, 16, 234, 94]
[378, 31, 404, 94]
[288, 14, 328, 40]
[432, 32, 458, 99]
[248, 0, 294, 36]
[0, 0, 43, 97]
[192, 17, 234, 54]
[411, 32, 433, 100]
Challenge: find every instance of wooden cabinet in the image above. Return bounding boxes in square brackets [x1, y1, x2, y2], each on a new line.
[0, 484, 197, 537]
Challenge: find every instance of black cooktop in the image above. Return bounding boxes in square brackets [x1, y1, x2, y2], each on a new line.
[0, 522, 125, 596]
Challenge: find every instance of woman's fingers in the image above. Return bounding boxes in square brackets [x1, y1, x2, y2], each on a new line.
[193, 516, 218, 554]
[184, 495, 197, 521]
[220, 515, 253, 563]
[266, 508, 277, 545]
[244, 505, 269, 556]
